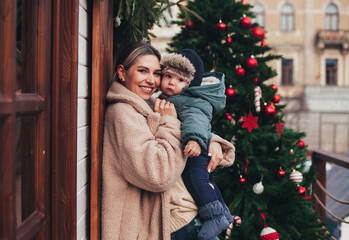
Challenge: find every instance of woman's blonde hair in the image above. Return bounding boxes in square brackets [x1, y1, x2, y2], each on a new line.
[114, 42, 161, 82]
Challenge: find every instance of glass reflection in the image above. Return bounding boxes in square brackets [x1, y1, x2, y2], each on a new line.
[15, 114, 37, 226]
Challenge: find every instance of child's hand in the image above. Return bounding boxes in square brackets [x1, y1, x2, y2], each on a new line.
[184, 140, 201, 157]
[154, 99, 177, 118]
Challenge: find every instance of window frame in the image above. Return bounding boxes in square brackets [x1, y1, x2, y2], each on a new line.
[281, 58, 294, 86]
[281, 4, 294, 32]
[325, 4, 339, 31]
[0, 0, 79, 239]
[0, 1, 52, 239]
[325, 59, 338, 85]
[252, 3, 265, 27]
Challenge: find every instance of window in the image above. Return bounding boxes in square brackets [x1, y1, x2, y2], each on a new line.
[282, 59, 293, 86]
[252, 3, 264, 27]
[326, 59, 337, 85]
[1, 1, 52, 238]
[1, 0, 79, 239]
[325, 4, 338, 31]
[281, 4, 294, 31]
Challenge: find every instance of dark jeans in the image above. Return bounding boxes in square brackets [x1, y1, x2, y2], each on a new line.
[181, 140, 225, 208]
[170, 216, 220, 240]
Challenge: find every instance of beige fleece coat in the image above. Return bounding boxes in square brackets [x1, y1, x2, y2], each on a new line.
[102, 81, 235, 240]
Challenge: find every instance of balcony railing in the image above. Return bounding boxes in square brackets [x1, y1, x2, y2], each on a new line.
[311, 150, 349, 223]
[316, 30, 349, 50]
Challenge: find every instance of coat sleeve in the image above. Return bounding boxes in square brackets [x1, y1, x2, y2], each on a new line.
[105, 103, 186, 192]
[179, 100, 212, 151]
[210, 133, 235, 167]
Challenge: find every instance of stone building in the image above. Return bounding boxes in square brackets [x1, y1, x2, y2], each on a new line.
[152, 0, 349, 154]
[248, 0, 349, 154]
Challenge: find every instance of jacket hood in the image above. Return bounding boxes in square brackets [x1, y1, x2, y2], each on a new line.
[180, 72, 226, 115]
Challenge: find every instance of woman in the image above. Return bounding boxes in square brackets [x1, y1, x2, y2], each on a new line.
[102, 42, 235, 240]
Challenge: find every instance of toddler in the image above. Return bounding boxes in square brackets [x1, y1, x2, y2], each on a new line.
[160, 49, 235, 240]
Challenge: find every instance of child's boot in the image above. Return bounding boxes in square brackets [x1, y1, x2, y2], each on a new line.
[197, 200, 230, 240]
[223, 204, 234, 224]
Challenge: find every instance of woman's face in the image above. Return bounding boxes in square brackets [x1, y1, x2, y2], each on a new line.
[119, 54, 161, 100]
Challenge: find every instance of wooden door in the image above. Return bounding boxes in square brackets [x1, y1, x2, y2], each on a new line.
[0, 0, 52, 239]
[1, 0, 78, 239]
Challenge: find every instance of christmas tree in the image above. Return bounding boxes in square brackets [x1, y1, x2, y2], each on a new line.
[168, 0, 329, 239]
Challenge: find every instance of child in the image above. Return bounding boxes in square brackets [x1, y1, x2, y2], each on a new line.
[160, 49, 235, 240]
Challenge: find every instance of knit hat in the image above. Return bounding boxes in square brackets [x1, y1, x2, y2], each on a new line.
[161, 49, 204, 87]
[178, 49, 204, 87]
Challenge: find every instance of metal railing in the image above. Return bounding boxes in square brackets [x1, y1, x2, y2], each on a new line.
[311, 150, 349, 222]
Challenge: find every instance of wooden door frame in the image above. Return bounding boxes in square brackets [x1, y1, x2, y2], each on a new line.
[0, 1, 18, 238]
[51, 0, 79, 239]
[90, 0, 114, 239]
[1, 0, 79, 239]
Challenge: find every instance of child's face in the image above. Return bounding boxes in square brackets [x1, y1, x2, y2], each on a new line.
[161, 72, 189, 96]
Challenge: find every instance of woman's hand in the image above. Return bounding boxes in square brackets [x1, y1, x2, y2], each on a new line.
[154, 99, 177, 118]
[207, 141, 223, 173]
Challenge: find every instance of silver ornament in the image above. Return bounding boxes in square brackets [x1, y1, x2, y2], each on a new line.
[253, 181, 264, 194]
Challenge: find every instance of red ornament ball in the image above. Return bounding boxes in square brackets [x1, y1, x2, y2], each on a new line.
[260, 227, 279, 240]
[246, 56, 258, 69]
[185, 21, 194, 30]
[254, 77, 259, 84]
[306, 195, 312, 201]
[289, 170, 303, 185]
[240, 16, 252, 29]
[272, 94, 281, 103]
[298, 140, 305, 149]
[235, 67, 246, 77]
[277, 168, 286, 178]
[239, 176, 246, 184]
[226, 87, 235, 98]
[227, 36, 232, 45]
[217, 21, 227, 31]
[226, 113, 233, 120]
[272, 84, 278, 90]
[298, 186, 307, 197]
[206, 45, 211, 50]
[252, 26, 265, 40]
[264, 104, 276, 119]
[261, 39, 267, 47]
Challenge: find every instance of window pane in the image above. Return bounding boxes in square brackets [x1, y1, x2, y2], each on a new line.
[282, 4, 293, 14]
[288, 15, 293, 30]
[332, 16, 338, 30]
[281, 16, 286, 30]
[326, 4, 337, 14]
[252, 4, 264, 27]
[282, 59, 293, 85]
[325, 16, 330, 30]
[16, 0, 37, 93]
[15, 114, 37, 226]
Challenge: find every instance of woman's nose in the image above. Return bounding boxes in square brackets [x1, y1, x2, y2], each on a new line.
[147, 74, 156, 84]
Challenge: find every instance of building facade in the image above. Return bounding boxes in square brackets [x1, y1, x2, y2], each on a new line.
[152, 0, 349, 155]
[248, 0, 349, 154]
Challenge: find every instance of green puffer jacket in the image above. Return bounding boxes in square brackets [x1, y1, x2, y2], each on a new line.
[167, 72, 226, 151]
